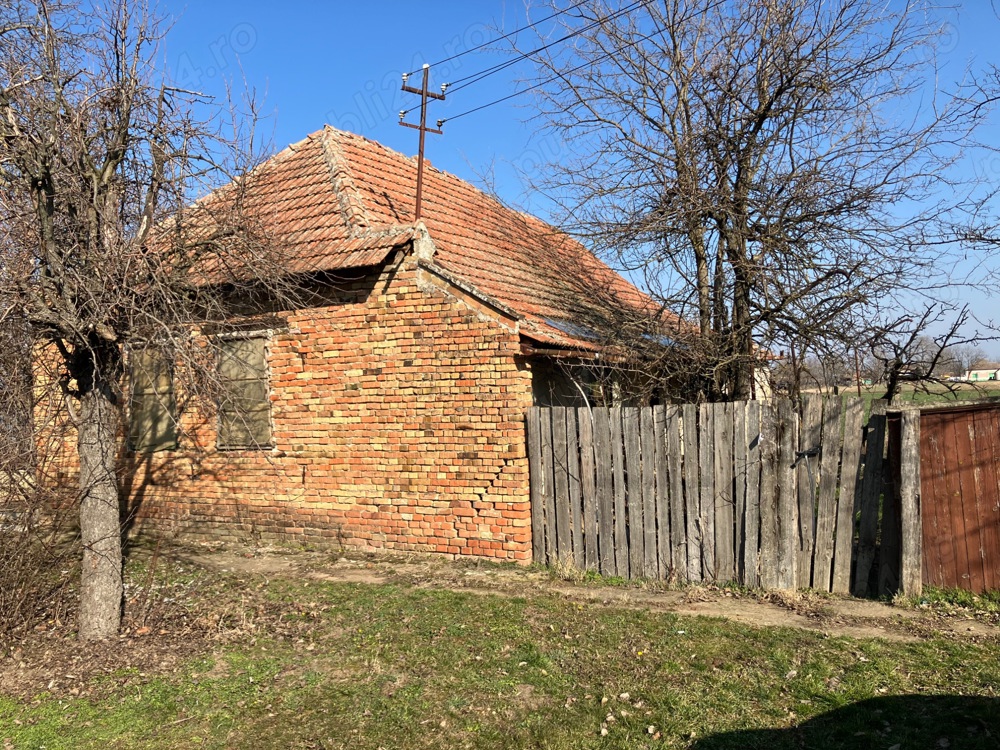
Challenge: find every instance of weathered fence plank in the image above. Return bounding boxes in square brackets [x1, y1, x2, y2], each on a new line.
[797, 394, 823, 588]
[855, 399, 887, 596]
[921, 421, 952, 588]
[975, 408, 1000, 592]
[733, 401, 747, 582]
[900, 408, 922, 597]
[745, 401, 762, 588]
[699, 403, 717, 580]
[776, 398, 798, 590]
[611, 407, 628, 577]
[833, 398, 864, 595]
[641, 407, 658, 578]
[540, 408, 556, 565]
[812, 397, 842, 592]
[625, 408, 644, 578]
[566, 409, 584, 567]
[683, 404, 701, 582]
[552, 407, 572, 562]
[527, 408, 545, 562]
[758, 400, 778, 589]
[653, 406, 670, 579]
[715, 402, 735, 582]
[592, 408, 615, 576]
[666, 406, 686, 581]
[963, 413, 989, 592]
[948, 410, 978, 590]
[578, 409, 598, 570]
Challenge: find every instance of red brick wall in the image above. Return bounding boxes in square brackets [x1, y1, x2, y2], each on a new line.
[126, 253, 535, 561]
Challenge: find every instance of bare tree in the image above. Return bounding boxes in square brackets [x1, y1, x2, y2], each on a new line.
[0, 0, 292, 639]
[524, 0, 986, 400]
[863, 304, 997, 401]
[942, 343, 989, 376]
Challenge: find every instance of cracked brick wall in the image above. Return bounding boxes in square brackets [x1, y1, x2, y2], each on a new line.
[125, 254, 535, 562]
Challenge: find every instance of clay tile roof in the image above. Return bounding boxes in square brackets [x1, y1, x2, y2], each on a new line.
[243, 125, 666, 348]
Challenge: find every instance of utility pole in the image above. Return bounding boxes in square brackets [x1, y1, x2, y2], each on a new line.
[399, 64, 446, 221]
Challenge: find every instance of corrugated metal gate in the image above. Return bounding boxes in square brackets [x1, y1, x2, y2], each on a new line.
[918, 402, 1000, 592]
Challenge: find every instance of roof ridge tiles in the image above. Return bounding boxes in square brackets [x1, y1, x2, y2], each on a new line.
[320, 127, 371, 232]
[322, 124, 547, 226]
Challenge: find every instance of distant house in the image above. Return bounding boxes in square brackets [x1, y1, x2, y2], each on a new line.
[102, 126, 674, 561]
[965, 366, 1000, 382]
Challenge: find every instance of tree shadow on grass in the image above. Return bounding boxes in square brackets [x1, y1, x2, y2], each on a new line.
[692, 695, 999, 750]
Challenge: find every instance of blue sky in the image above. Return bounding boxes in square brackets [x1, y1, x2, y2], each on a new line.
[157, 1, 1000, 344]
[158, 0, 556, 211]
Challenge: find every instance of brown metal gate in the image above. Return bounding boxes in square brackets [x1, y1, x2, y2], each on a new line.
[919, 402, 1000, 592]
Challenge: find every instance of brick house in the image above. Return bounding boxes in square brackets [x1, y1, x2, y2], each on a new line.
[124, 126, 656, 562]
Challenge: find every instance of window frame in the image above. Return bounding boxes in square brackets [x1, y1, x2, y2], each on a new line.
[215, 331, 274, 451]
[127, 345, 179, 453]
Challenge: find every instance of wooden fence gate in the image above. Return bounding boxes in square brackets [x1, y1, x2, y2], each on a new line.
[527, 397, 923, 596]
[910, 402, 1000, 593]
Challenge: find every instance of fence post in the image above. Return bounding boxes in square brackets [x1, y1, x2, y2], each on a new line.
[900, 408, 922, 597]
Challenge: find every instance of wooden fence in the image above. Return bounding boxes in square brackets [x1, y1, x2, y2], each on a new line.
[527, 397, 923, 596]
[909, 402, 1000, 593]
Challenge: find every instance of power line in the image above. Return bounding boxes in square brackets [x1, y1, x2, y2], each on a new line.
[400, 0, 649, 118]
[402, 0, 590, 78]
[444, 0, 646, 94]
[438, 23, 666, 127]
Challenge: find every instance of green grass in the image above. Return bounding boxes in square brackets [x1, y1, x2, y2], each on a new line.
[906, 586, 1000, 624]
[2, 573, 999, 749]
[839, 381, 1000, 412]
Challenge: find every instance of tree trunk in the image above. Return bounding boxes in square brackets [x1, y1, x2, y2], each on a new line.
[77, 369, 123, 640]
[692, 229, 711, 338]
[731, 264, 754, 401]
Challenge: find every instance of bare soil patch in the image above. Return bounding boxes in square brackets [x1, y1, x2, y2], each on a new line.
[187, 542, 1000, 643]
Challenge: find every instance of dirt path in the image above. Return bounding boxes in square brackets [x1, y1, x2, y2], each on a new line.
[181, 545, 1000, 644]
